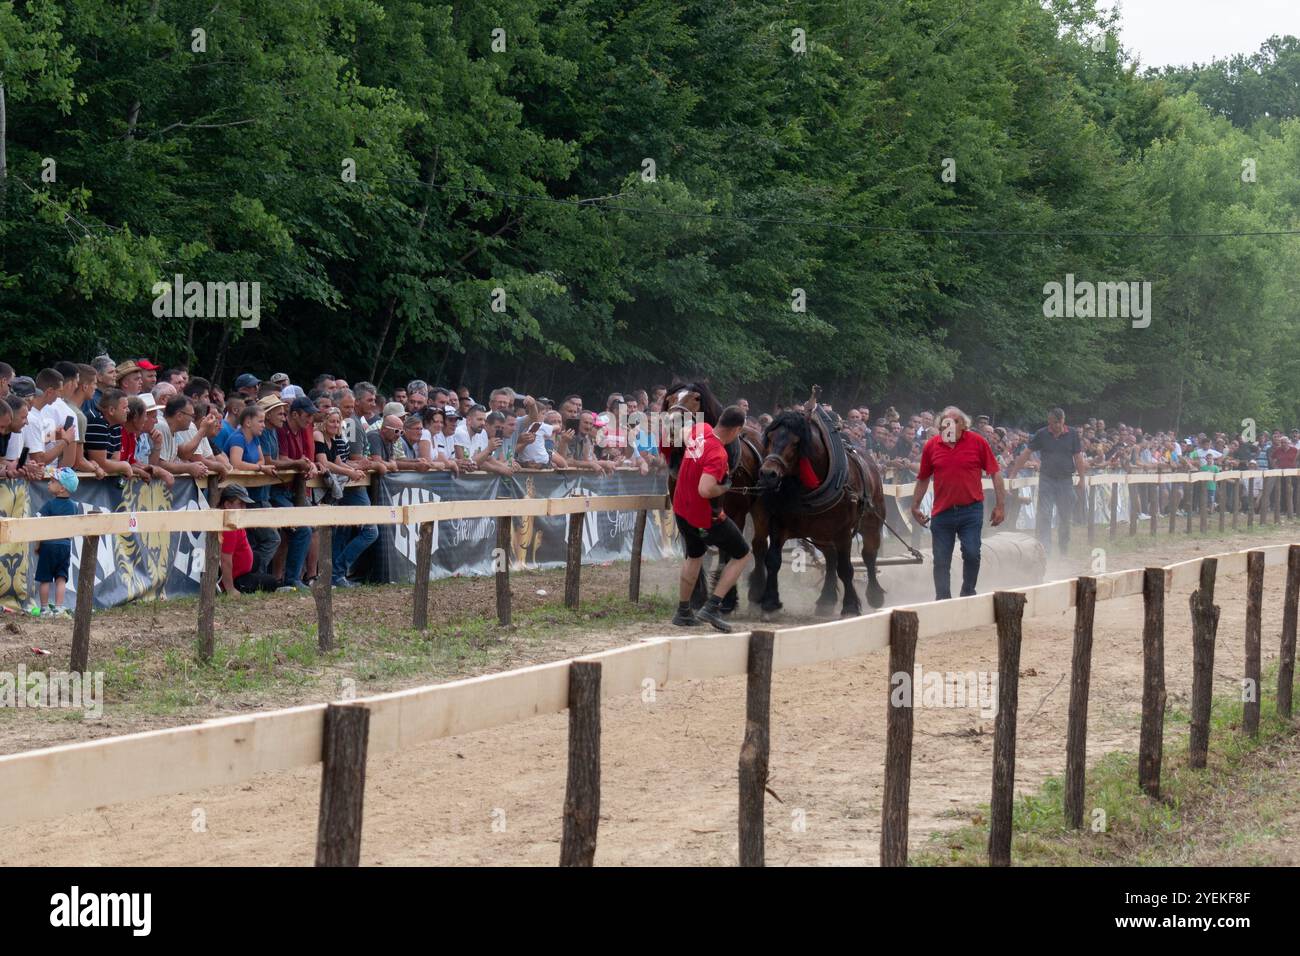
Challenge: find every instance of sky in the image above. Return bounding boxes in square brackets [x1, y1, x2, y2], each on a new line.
[1100, 0, 1300, 67]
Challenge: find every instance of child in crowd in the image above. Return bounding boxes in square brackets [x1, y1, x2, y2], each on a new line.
[35, 467, 80, 617]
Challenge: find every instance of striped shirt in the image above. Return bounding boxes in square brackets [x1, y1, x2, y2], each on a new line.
[84, 407, 121, 459]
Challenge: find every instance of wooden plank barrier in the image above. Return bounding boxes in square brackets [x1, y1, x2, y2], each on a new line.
[3, 538, 1300, 844]
[738, 629, 775, 867]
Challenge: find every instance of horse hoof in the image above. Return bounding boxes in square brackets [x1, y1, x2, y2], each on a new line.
[841, 607, 862, 619]
[866, 588, 886, 609]
[813, 602, 836, 618]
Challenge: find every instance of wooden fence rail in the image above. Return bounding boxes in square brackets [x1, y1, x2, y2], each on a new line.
[3, 539, 1299, 869]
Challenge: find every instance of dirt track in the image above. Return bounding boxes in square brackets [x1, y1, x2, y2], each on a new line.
[1, 529, 1296, 866]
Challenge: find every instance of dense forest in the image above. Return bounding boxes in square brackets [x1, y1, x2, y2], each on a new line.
[2, 0, 1300, 431]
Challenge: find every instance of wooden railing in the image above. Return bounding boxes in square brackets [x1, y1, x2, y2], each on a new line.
[0, 539, 1296, 869]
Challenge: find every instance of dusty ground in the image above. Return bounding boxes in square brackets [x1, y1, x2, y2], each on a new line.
[1, 523, 1299, 865]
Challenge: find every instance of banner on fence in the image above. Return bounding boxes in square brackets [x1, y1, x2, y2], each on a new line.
[0, 471, 673, 610]
[0, 477, 210, 611]
[371, 470, 674, 583]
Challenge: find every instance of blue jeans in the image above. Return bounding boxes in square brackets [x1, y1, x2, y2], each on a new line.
[269, 489, 312, 585]
[332, 486, 378, 582]
[1036, 477, 1076, 557]
[931, 501, 983, 600]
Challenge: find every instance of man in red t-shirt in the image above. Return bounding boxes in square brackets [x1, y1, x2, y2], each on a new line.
[912, 406, 1005, 600]
[672, 405, 750, 631]
[218, 484, 280, 593]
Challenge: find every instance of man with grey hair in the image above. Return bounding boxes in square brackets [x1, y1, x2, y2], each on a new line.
[84, 355, 116, 415]
[1007, 407, 1087, 558]
[405, 379, 429, 414]
[911, 405, 1005, 601]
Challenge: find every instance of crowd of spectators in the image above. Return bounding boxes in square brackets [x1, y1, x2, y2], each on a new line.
[0, 355, 1291, 599]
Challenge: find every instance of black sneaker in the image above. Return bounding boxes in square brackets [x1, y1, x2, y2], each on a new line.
[672, 607, 702, 627]
[694, 603, 733, 633]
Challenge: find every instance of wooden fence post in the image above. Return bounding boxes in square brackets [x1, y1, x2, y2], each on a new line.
[1188, 558, 1220, 770]
[881, 610, 919, 866]
[1244, 550, 1264, 736]
[1218, 478, 1226, 533]
[314, 525, 334, 652]
[1064, 577, 1097, 829]
[1086, 482, 1095, 548]
[1109, 478, 1119, 541]
[628, 509, 648, 603]
[69, 534, 99, 673]
[739, 629, 776, 867]
[564, 511, 584, 609]
[1247, 476, 1255, 529]
[197, 527, 220, 662]
[412, 521, 433, 631]
[1277, 545, 1299, 720]
[1232, 477, 1239, 532]
[1168, 478, 1179, 535]
[496, 516, 512, 627]
[1273, 476, 1282, 525]
[1151, 470, 1160, 537]
[1129, 479, 1138, 537]
[315, 703, 370, 867]
[560, 660, 602, 866]
[988, 591, 1026, 867]
[1138, 567, 1166, 797]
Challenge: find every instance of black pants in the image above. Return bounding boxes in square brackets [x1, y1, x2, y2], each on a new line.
[675, 513, 750, 561]
[234, 571, 281, 594]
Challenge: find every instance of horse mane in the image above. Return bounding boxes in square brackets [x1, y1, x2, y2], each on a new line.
[762, 410, 812, 448]
[665, 380, 722, 426]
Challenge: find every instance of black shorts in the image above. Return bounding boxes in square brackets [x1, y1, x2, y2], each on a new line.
[675, 513, 750, 561]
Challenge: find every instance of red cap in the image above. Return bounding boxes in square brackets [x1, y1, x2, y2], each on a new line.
[137, 359, 161, 371]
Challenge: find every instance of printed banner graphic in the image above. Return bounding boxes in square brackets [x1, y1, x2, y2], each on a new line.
[0, 472, 672, 611]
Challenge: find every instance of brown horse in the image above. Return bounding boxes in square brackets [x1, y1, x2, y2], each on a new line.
[750, 408, 886, 616]
[661, 381, 763, 611]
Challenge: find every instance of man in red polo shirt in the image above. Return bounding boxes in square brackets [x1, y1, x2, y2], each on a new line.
[911, 405, 1005, 600]
[672, 405, 750, 631]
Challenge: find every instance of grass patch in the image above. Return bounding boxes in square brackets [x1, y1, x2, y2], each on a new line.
[914, 665, 1299, 866]
[85, 591, 672, 718]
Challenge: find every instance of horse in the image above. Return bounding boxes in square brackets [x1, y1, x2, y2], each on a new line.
[750, 406, 886, 617]
[661, 381, 763, 611]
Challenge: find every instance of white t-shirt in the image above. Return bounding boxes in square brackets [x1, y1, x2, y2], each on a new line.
[432, 432, 456, 461]
[51, 397, 80, 443]
[516, 421, 554, 465]
[157, 419, 213, 462]
[24, 403, 58, 453]
[453, 422, 488, 459]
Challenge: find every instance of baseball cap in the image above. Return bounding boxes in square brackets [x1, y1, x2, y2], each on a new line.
[235, 373, 260, 389]
[280, 384, 305, 401]
[55, 467, 79, 494]
[443, 404, 459, 417]
[290, 396, 318, 415]
[137, 359, 161, 371]
[219, 483, 254, 504]
[258, 394, 287, 413]
[10, 376, 36, 398]
[382, 401, 405, 418]
[269, 372, 290, 386]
